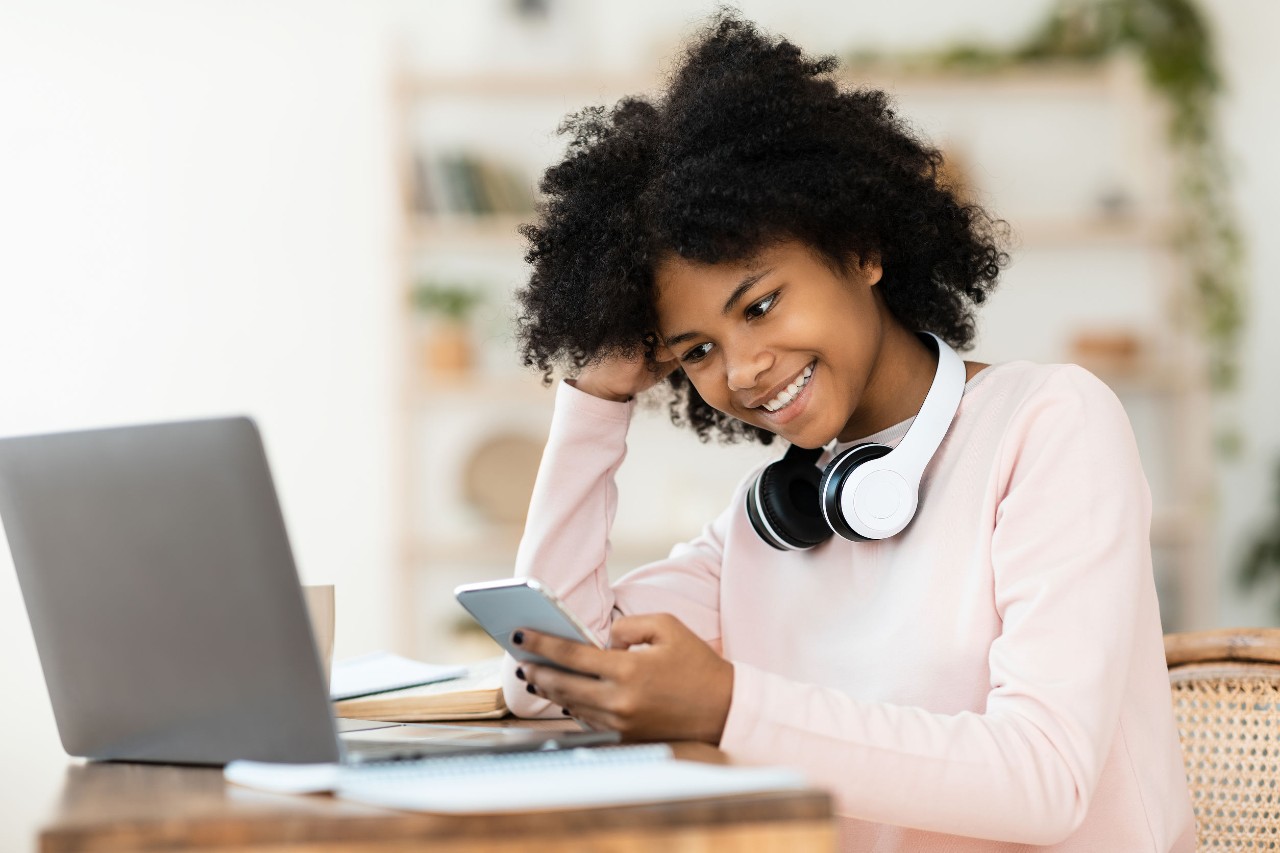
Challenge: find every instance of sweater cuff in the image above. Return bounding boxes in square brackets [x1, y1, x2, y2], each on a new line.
[556, 378, 636, 424]
[719, 661, 773, 757]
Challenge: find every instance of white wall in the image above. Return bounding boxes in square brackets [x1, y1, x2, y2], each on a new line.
[0, 3, 397, 839]
[1204, 0, 1280, 627]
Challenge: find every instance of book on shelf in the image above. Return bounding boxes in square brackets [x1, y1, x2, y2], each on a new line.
[333, 657, 508, 721]
[225, 743, 808, 813]
[412, 151, 535, 216]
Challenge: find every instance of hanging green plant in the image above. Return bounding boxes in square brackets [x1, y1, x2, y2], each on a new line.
[1020, 0, 1245, 393]
[849, 0, 1245, 397]
[1239, 460, 1280, 620]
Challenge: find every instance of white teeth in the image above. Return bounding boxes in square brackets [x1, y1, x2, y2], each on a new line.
[762, 363, 814, 413]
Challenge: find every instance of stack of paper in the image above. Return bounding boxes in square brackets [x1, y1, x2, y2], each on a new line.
[225, 744, 808, 812]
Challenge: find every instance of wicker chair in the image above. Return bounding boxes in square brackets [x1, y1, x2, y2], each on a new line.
[1166, 628, 1280, 850]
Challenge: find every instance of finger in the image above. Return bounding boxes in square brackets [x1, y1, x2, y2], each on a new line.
[517, 629, 607, 675]
[569, 705, 622, 735]
[523, 662, 613, 711]
[608, 613, 671, 650]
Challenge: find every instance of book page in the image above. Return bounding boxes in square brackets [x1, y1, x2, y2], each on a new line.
[330, 651, 467, 701]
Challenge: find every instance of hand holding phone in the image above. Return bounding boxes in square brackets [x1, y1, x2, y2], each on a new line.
[454, 578, 604, 671]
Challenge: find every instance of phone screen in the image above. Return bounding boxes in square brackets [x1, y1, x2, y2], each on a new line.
[455, 579, 603, 672]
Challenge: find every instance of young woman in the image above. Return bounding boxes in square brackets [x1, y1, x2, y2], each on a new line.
[500, 14, 1195, 851]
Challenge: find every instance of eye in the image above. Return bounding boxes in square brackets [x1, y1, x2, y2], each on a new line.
[745, 291, 779, 320]
[682, 342, 713, 364]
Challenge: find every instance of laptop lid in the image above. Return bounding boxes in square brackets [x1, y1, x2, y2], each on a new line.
[0, 417, 341, 765]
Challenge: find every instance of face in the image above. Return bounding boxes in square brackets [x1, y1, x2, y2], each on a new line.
[654, 239, 891, 448]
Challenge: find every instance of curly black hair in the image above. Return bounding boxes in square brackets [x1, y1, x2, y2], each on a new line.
[516, 12, 1008, 444]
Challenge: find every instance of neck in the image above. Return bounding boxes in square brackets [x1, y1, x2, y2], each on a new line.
[837, 323, 937, 442]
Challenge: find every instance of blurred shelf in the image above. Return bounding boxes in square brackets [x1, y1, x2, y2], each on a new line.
[414, 522, 1196, 559]
[408, 370, 556, 403]
[413, 536, 521, 564]
[1013, 215, 1176, 249]
[394, 51, 1215, 641]
[400, 62, 1117, 101]
[1152, 509, 1199, 547]
[408, 215, 530, 249]
[844, 61, 1118, 96]
[411, 536, 668, 567]
[405, 213, 1175, 252]
[401, 72, 654, 99]
[1076, 358, 1188, 394]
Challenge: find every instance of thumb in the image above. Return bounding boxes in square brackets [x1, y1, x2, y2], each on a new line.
[609, 613, 670, 650]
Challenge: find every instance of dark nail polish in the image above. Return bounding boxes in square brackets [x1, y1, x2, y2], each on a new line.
[562, 708, 571, 716]
[512, 630, 524, 645]
[526, 683, 537, 695]
[515, 667, 525, 681]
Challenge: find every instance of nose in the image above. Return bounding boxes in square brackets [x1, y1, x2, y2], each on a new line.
[724, 340, 772, 393]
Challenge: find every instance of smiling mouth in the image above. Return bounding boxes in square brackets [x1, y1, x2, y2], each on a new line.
[759, 362, 814, 413]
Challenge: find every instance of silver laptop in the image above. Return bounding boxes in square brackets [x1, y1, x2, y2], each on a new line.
[0, 416, 614, 766]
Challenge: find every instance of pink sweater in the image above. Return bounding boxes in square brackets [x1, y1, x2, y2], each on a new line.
[502, 361, 1195, 851]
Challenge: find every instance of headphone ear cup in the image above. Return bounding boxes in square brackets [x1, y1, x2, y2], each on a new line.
[820, 443, 893, 542]
[746, 456, 832, 551]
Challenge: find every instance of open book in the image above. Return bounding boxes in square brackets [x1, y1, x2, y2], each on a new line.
[330, 651, 467, 702]
[225, 744, 807, 813]
[333, 658, 507, 721]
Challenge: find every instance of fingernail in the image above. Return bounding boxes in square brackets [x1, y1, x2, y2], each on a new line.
[562, 708, 571, 716]
[526, 683, 537, 695]
[515, 667, 525, 681]
[512, 630, 524, 645]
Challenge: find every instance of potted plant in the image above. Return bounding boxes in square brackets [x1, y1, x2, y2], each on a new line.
[411, 280, 485, 377]
[1239, 459, 1280, 620]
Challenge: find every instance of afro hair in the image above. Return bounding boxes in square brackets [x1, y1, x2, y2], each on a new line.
[516, 12, 1008, 444]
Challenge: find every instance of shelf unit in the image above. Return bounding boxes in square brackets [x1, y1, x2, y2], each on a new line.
[392, 58, 1214, 656]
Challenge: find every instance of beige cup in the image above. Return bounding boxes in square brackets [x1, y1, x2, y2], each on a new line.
[302, 583, 336, 684]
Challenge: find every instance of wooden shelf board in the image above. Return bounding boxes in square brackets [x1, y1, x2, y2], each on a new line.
[1078, 359, 1187, 393]
[407, 371, 556, 403]
[411, 536, 670, 566]
[407, 215, 530, 248]
[401, 72, 656, 99]
[1013, 216, 1176, 248]
[406, 214, 1175, 252]
[400, 62, 1116, 100]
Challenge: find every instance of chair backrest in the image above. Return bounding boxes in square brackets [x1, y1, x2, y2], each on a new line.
[1166, 628, 1280, 850]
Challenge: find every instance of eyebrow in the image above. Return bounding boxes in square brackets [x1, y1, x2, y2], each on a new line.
[664, 268, 774, 348]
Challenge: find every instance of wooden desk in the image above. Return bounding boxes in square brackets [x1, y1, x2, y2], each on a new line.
[33, 726, 835, 852]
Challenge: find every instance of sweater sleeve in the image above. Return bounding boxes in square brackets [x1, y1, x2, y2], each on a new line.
[502, 380, 730, 718]
[718, 366, 1153, 845]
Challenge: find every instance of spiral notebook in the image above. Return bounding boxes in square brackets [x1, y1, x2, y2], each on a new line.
[226, 744, 807, 813]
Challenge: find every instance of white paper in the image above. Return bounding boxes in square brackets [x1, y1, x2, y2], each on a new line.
[224, 761, 343, 795]
[337, 759, 807, 812]
[330, 651, 467, 701]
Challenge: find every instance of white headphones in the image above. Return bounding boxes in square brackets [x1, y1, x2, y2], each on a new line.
[744, 332, 966, 549]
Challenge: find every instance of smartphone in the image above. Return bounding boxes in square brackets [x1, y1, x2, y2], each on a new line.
[454, 577, 605, 671]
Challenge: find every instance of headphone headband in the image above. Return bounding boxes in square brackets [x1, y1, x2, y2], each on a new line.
[830, 332, 965, 538]
[885, 332, 966, 483]
[746, 331, 967, 548]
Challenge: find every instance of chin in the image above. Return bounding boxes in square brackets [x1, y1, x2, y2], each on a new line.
[767, 424, 821, 450]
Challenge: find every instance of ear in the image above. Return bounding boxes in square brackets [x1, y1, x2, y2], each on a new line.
[858, 251, 884, 287]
